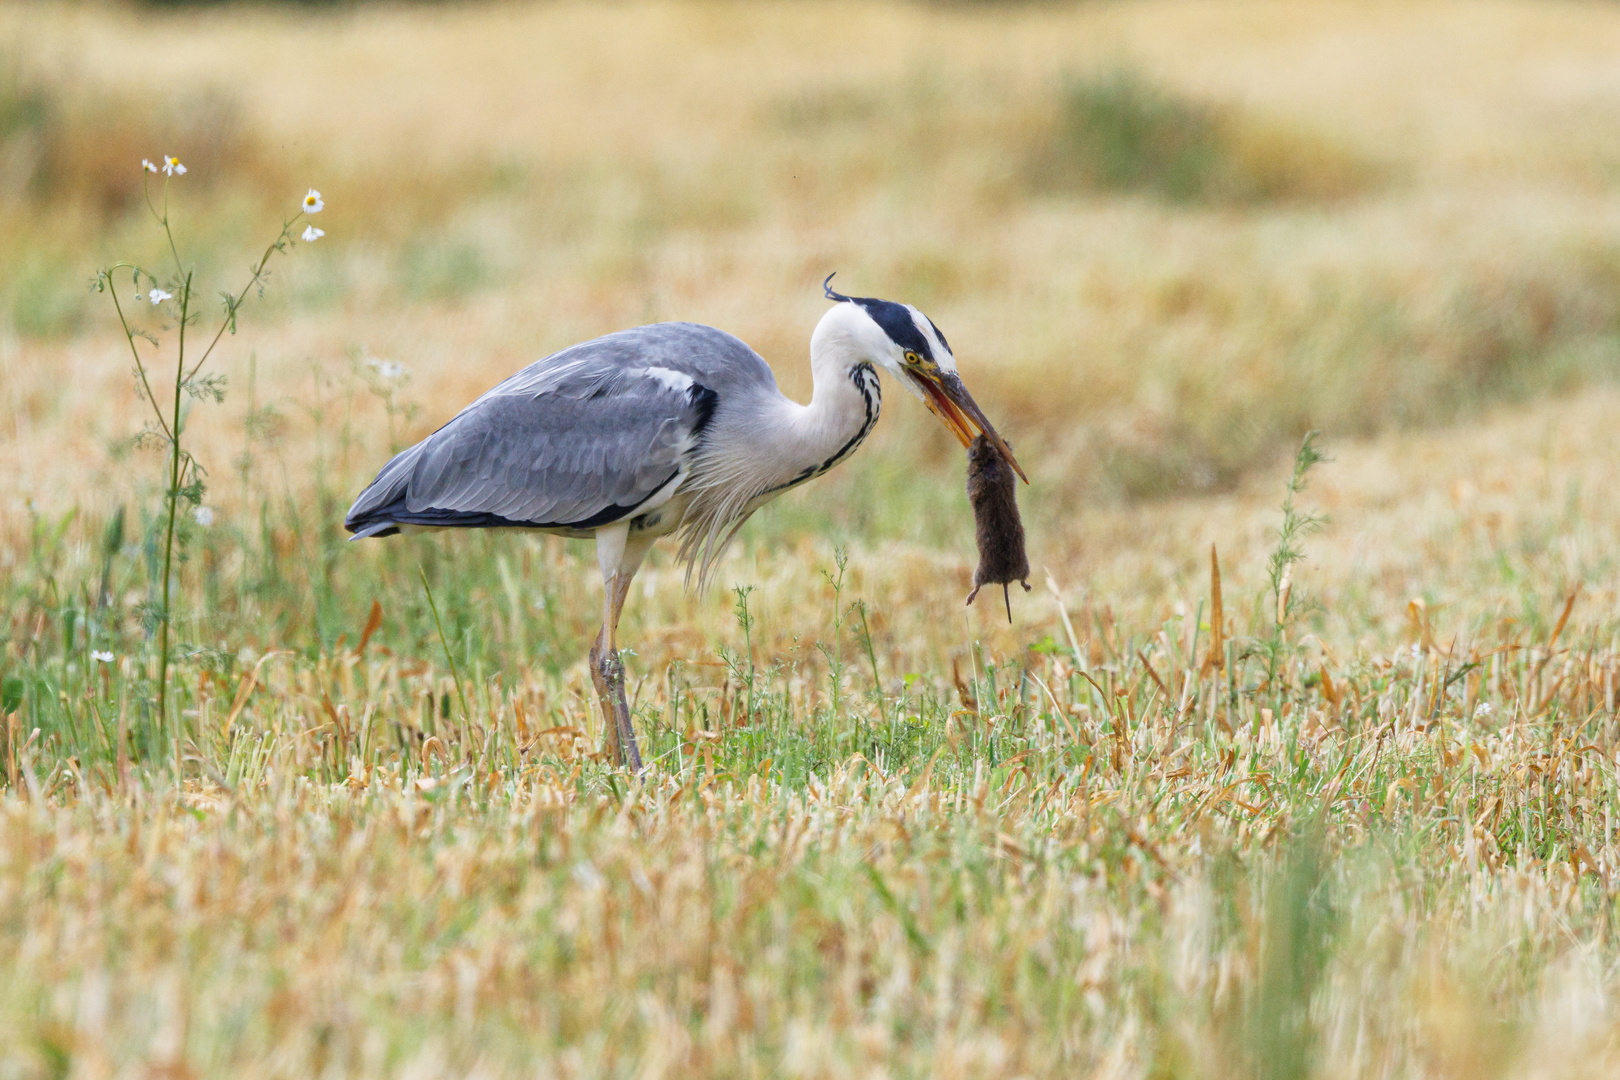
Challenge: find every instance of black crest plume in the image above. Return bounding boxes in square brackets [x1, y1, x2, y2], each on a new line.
[823, 273, 852, 303]
[820, 273, 938, 362]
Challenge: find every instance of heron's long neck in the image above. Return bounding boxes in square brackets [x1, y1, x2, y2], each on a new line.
[678, 333, 883, 585]
[759, 344, 882, 492]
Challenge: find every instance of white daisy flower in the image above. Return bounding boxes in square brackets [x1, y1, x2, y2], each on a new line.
[148, 287, 172, 305]
[366, 356, 409, 382]
[192, 506, 215, 527]
[303, 189, 324, 213]
[163, 155, 186, 176]
[141, 159, 159, 174]
[301, 224, 324, 242]
[92, 650, 115, 663]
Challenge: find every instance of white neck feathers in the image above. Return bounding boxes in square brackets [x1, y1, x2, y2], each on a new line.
[675, 304, 887, 584]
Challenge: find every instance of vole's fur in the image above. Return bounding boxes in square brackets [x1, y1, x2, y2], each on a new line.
[965, 434, 1031, 622]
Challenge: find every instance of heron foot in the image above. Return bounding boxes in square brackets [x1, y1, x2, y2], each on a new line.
[588, 632, 643, 775]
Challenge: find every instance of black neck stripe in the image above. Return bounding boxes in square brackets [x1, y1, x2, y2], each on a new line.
[765, 363, 881, 496]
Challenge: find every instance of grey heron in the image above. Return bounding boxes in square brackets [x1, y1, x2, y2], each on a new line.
[344, 276, 1024, 771]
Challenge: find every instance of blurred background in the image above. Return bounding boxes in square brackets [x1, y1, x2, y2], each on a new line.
[3, 0, 1620, 651]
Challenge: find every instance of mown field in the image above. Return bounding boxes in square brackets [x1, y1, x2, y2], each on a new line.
[5, 1, 1620, 1076]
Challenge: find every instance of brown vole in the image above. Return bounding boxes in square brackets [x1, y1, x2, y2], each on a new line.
[965, 433, 1031, 622]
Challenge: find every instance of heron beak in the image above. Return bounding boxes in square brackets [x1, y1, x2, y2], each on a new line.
[910, 369, 1028, 484]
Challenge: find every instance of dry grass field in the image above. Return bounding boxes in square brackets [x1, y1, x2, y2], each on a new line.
[5, 1, 1620, 1076]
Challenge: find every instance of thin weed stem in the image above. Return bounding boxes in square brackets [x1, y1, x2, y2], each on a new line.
[421, 566, 471, 723]
[1263, 432, 1328, 693]
[153, 270, 193, 737]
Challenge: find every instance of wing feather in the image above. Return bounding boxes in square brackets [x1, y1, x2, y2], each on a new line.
[344, 324, 750, 536]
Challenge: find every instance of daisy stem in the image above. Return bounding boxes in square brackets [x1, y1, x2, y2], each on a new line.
[155, 269, 193, 743]
[105, 268, 173, 442]
[142, 173, 162, 231]
[162, 182, 184, 278]
[182, 214, 303, 384]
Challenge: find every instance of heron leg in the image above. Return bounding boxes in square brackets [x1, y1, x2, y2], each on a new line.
[589, 524, 652, 773]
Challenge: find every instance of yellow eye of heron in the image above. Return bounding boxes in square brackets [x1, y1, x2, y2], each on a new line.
[904, 351, 923, 367]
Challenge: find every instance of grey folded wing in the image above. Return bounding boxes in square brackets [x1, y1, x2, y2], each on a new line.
[345, 351, 720, 538]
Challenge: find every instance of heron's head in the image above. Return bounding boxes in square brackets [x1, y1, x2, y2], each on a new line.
[817, 274, 1026, 482]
